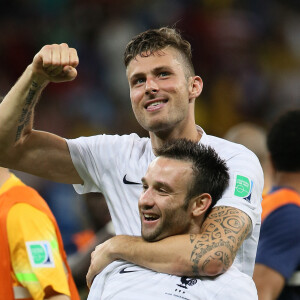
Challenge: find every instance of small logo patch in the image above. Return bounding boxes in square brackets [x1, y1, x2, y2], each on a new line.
[26, 241, 55, 268]
[234, 175, 253, 202]
[123, 174, 142, 185]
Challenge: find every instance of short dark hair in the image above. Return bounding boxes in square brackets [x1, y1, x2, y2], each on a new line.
[124, 27, 195, 76]
[156, 139, 229, 215]
[267, 109, 300, 172]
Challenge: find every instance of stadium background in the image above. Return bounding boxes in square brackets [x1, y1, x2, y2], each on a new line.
[1, 0, 300, 295]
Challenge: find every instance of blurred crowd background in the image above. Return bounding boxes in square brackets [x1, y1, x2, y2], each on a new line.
[1, 0, 300, 296]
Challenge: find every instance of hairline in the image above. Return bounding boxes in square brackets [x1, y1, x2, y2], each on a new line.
[125, 45, 195, 79]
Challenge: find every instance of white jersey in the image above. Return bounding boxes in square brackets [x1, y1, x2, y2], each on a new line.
[87, 261, 258, 300]
[66, 126, 263, 276]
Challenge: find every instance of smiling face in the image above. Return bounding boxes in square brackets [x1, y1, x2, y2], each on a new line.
[139, 156, 194, 242]
[127, 47, 202, 135]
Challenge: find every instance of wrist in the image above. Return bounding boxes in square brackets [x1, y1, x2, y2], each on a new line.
[108, 236, 123, 260]
[109, 235, 141, 261]
[26, 64, 50, 88]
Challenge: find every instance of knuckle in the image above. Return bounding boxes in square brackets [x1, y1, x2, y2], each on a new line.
[60, 42, 69, 48]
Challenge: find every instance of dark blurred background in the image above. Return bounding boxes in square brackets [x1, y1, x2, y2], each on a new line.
[1, 0, 300, 296]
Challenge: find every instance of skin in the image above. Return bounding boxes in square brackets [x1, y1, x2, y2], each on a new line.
[253, 264, 284, 300]
[127, 47, 203, 150]
[0, 43, 252, 285]
[139, 157, 205, 242]
[87, 156, 212, 287]
[0, 43, 82, 183]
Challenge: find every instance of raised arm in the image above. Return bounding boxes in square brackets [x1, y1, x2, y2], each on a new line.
[87, 206, 252, 286]
[0, 44, 82, 184]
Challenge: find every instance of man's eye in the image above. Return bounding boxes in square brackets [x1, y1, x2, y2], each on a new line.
[142, 185, 148, 191]
[135, 78, 145, 84]
[159, 72, 169, 77]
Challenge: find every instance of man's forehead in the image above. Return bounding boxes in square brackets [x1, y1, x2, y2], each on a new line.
[126, 47, 182, 76]
[148, 156, 192, 176]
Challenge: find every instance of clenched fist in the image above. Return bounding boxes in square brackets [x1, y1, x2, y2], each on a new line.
[31, 43, 79, 84]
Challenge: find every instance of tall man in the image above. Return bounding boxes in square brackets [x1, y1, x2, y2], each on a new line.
[253, 109, 300, 300]
[0, 27, 263, 280]
[87, 139, 258, 300]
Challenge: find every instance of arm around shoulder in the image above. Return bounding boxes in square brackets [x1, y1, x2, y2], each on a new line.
[88, 206, 252, 279]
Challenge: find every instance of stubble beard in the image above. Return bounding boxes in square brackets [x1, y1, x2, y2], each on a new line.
[141, 221, 164, 242]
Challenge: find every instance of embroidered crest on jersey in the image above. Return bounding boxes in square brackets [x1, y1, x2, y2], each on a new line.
[234, 174, 253, 202]
[177, 276, 198, 289]
[26, 241, 55, 268]
[165, 276, 198, 299]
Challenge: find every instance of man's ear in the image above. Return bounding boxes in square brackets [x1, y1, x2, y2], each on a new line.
[188, 76, 203, 101]
[191, 193, 212, 217]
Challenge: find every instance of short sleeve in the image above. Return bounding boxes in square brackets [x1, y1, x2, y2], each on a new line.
[66, 133, 145, 195]
[256, 204, 300, 280]
[7, 203, 70, 299]
[214, 150, 263, 232]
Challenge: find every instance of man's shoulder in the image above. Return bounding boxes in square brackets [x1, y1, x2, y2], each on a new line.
[67, 132, 151, 158]
[204, 133, 258, 162]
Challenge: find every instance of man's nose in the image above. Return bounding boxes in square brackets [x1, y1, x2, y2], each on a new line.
[139, 189, 155, 208]
[145, 78, 159, 95]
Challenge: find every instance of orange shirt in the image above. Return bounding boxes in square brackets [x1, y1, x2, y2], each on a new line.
[0, 174, 79, 300]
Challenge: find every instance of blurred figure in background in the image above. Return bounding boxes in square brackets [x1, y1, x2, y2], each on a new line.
[224, 122, 272, 195]
[0, 167, 80, 300]
[253, 109, 300, 300]
[68, 192, 114, 298]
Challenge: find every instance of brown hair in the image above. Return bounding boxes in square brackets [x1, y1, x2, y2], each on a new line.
[124, 27, 195, 76]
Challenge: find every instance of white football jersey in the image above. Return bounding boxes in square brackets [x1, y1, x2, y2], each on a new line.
[87, 261, 258, 300]
[66, 126, 263, 276]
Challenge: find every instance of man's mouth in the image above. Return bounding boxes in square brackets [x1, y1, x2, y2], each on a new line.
[144, 98, 168, 111]
[143, 213, 160, 222]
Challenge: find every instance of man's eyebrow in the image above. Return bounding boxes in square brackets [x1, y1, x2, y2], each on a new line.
[130, 72, 145, 82]
[152, 66, 172, 73]
[130, 66, 173, 81]
[155, 181, 173, 192]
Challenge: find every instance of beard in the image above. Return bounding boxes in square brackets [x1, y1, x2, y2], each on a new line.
[141, 206, 189, 242]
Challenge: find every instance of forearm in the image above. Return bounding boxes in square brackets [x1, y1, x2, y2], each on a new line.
[0, 65, 48, 162]
[111, 234, 229, 277]
[110, 207, 251, 277]
[111, 235, 194, 276]
[253, 264, 284, 300]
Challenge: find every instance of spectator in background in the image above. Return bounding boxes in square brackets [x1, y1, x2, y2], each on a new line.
[68, 192, 114, 297]
[0, 167, 80, 300]
[224, 122, 272, 195]
[253, 109, 300, 300]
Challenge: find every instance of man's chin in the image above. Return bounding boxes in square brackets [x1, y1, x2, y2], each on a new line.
[142, 231, 162, 242]
[138, 118, 172, 133]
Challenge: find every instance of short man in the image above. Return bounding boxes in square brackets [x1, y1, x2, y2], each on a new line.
[0, 167, 79, 300]
[0, 27, 263, 282]
[253, 109, 300, 300]
[88, 139, 257, 300]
